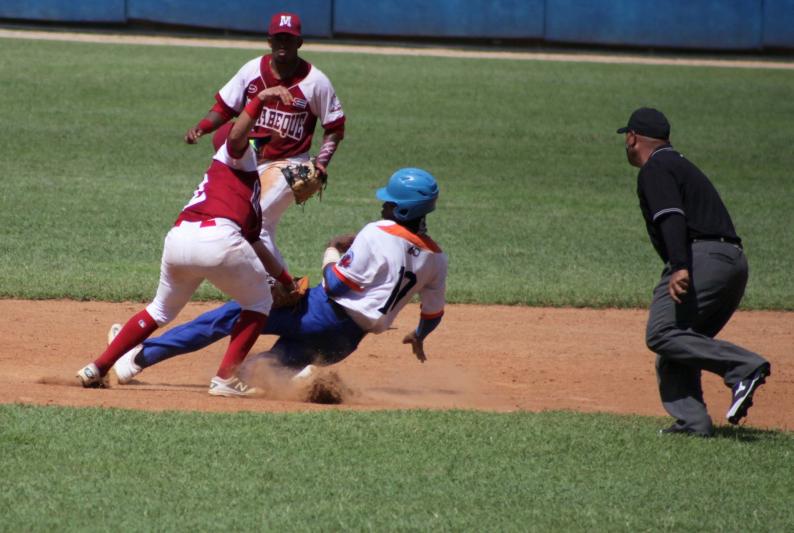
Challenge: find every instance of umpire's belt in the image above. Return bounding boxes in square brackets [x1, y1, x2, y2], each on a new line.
[691, 237, 742, 250]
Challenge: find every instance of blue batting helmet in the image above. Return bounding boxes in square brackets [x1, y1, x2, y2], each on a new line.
[375, 168, 439, 222]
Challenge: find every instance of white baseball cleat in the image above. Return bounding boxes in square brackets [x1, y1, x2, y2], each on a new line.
[107, 323, 143, 384]
[291, 364, 318, 383]
[112, 347, 143, 384]
[208, 376, 258, 397]
[107, 323, 122, 345]
[76, 363, 109, 389]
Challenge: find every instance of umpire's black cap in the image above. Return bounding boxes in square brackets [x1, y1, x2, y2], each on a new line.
[617, 107, 670, 140]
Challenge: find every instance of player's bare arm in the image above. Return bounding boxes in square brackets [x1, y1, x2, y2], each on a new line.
[260, 85, 294, 106]
[186, 86, 294, 145]
[327, 233, 356, 253]
[314, 130, 343, 176]
[227, 88, 294, 156]
[251, 239, 294, 291]
[185, 109, 227, 144]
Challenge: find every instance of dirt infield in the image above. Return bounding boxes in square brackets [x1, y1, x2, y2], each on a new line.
[1, 300, 790, 431]
[1, 30, 790, 430]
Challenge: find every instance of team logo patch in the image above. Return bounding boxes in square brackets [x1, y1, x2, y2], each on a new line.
[293, 98, 307, 109]
[247, 83, 258, 94]
[340, 251, 354, 267]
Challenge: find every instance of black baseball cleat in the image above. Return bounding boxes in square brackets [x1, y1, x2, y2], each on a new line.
[658, 425, 712, 438]
[726, 364, 770, 425]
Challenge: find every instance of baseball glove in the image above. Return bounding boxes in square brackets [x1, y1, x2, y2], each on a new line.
[271, 276, 310, 309]
[281, 160, 327, 205]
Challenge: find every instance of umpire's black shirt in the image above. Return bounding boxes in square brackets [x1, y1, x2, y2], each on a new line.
[637, 144, 741, 270]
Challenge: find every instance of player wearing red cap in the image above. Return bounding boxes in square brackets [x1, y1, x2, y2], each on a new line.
[184, 12, 345, 273]
[77, 89, 295, 397]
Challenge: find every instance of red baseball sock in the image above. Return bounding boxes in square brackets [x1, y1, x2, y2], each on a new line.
[94, 309, 158, 374]
[216, 310, 267, 379]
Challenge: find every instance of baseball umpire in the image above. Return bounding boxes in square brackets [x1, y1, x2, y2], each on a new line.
[618, 107, 770, 437]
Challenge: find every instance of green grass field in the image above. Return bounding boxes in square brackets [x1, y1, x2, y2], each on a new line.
[1, 36, 793, 531]
[2, 404, 793, 531]
[1, 37, 792, 307]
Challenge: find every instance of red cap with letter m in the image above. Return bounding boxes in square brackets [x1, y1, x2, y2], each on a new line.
[269, 12, 302, 36]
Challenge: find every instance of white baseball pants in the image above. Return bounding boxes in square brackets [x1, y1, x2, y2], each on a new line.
[146, 218, 272, 325]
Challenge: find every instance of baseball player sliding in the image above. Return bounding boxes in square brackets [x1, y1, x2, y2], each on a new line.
[185, 11, 345, 270]
[110, 168, 448, 385]
[77, 89, 297, 397]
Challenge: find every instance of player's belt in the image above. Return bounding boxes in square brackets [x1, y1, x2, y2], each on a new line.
[174, 216, 217, 228]
[691, 237, 742, 249]
[176, 219, 217, 228]
[173, 216, 243, 235]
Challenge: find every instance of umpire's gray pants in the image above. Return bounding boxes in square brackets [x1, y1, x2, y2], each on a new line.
[646, 241, 768, 435]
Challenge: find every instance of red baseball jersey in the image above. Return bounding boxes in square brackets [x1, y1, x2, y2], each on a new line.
[177, 144, 263, 242]
[215, 55, 345, 160]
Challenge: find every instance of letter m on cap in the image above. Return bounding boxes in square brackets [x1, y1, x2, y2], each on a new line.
[280, 15, 292, 28]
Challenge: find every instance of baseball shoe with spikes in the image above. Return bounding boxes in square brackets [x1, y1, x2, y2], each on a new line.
[726, 364, 770, 425]
[208, 376, 258, 397]
[76, 363, 109, 389]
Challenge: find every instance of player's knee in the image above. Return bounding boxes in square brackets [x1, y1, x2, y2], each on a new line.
[237, 289, 272, 316]
[145, 302, 177, 327]
[646, 323, 672, 353]
[240, 301, 271, 316]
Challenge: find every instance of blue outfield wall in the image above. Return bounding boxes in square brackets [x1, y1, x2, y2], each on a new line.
[1, 0, 793, 50]
[544, 0, 763, 50]
[0, 0, 125, 23]
[764, 0, 794, 47]
[126, 0, 333, 37]
[333, 0, 545, 39]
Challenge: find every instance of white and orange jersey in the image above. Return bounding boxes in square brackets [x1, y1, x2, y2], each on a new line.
[330, 220, 448, 334]
[215, 55, 345, 161]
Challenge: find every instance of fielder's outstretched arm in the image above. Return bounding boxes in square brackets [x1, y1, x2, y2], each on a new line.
[185, 85, 294, 144]
[185, 103, 234, 144]
[226, 87, 293, 157]
[252, 239, 294, 291]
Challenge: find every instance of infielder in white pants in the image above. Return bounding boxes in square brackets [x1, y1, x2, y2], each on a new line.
[77, 88, 296, 397]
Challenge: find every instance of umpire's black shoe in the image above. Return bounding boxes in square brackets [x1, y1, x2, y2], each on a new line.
[726, 364, 771, 425]
[658, 425, 712, 438]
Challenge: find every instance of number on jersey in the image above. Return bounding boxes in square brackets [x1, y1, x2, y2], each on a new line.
[184, 174, 209, 209]
[379, 266, 417, 314]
